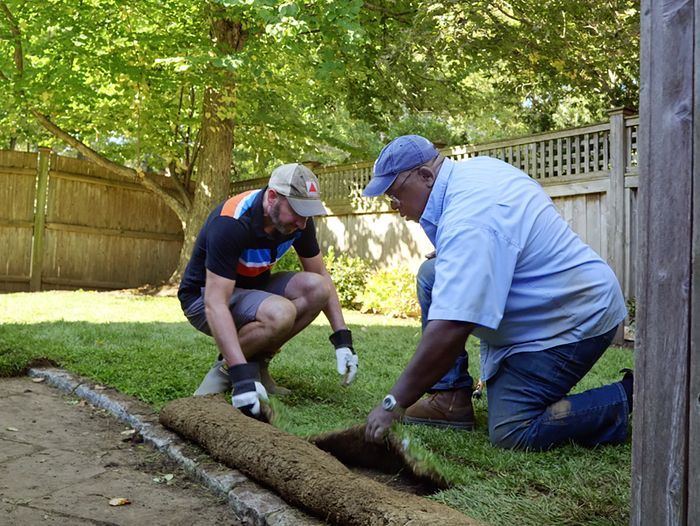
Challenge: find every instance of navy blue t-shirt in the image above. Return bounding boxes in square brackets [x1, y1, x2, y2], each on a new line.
[178, 188, 319, 309]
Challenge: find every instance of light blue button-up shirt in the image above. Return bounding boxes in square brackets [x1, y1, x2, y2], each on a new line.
[420, 156, 627, 381]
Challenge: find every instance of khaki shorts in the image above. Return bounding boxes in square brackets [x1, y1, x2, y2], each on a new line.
[183, 272, 296, 336]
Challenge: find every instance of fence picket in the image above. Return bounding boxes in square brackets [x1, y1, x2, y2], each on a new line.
[1, 112, 638, 301]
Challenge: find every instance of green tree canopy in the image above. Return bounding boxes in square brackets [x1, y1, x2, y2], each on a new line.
[2, 1, 640, 173]
[0, 0, 640, 280]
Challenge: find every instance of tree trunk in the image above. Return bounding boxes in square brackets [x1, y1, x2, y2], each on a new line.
[20, 2, 246, 288]
[170, 13, 246, 283]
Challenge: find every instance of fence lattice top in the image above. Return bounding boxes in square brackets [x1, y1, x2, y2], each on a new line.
[231, 113, 639, 209]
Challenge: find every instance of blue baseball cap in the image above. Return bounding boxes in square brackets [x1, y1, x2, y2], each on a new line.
[362, 135, 439, 197]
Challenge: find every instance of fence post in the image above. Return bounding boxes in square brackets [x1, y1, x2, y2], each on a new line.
[29, 147, 51, 291]
[607, 107, 634, 342]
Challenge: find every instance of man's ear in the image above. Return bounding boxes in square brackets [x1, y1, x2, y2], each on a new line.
[417, 166, 436, 188]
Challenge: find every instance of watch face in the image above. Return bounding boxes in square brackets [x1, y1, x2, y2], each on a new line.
[382, 395, 395, 411]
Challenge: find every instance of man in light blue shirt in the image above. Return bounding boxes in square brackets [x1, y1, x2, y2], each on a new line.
[363, 135, 631, 451]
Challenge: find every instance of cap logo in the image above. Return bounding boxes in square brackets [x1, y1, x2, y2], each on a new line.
[268, 163, 327, 216]
[306, 181, 319, 196]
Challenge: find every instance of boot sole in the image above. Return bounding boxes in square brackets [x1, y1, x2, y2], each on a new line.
[402, 416, 475, 431]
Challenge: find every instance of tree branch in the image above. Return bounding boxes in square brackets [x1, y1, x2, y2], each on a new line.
[2, 1, 193, 224]
[170, 166, 193, 210]
[492, 1, 530, 26]
[0, 0, 24, 74]
[362, 2, 413, 23]
[32, 110, 189, 223]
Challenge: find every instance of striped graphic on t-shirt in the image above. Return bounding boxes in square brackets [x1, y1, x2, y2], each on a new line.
[220, 190, 257, 219]
[220, 190, 300, 278]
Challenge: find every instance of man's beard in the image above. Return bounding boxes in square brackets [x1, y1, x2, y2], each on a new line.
[270, 200, 296, 235]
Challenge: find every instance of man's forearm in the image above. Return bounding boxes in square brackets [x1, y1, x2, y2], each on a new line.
[321, 272, 347, 331]
[390, 320, 474, 408]
[205, 303, 247, 366]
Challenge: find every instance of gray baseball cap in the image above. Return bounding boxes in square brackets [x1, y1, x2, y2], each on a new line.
[268, 163, 327, 217]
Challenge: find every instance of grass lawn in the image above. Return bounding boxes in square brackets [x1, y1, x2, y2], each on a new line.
[0, 290, 633, 525]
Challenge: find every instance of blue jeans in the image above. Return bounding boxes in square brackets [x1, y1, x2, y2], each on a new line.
[417, 258, 473, 391]
[417, 258, 629, 450]
[488, 327, 629, 450]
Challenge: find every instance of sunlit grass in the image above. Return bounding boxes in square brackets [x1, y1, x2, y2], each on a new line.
[0, 290, 633, 525]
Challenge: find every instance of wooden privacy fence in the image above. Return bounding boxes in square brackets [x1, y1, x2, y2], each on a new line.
[1, 108, 638, 299]
[0, 148, 182, 292]
[232, 108, 639, 301]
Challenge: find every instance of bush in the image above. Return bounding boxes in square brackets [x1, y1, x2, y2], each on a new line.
[273, 250, 302, 273]
[272, 247, 370, 310]
[626, 297, 636, 321]
[323, 247, 371, 309]
[275, 248, 422, 318]
[360, 266, 420, 318]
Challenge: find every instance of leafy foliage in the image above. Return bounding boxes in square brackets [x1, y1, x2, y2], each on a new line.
[275, 249, 420, 315]
[360, 266, 420, 318]
[424, 0, 640, 130]
[0, 1, 207, 164]
[273, 249, 302, 273]
[274, 247, 370, 309]
[0, 1, 640, 165]
[322, 246, 370, 309]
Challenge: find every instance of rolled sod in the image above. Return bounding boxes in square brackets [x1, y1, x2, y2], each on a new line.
[160, 395, 480, 526]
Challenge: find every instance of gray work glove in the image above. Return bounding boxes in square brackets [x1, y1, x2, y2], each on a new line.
[329, 329, 358, 386]
[228, 363, 269, 419]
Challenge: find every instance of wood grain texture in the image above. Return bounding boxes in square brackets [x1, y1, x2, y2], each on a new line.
[689, 0, 700, 518]
[0, 150, 182, 291]
[633, 0, 695, 523]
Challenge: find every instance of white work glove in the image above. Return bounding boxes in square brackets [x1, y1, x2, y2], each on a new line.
[227, 363, 269, 419]
[329, 329, 358, 385]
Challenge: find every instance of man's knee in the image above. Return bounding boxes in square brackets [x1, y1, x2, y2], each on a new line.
[488, 416, 535, 451]
[256, 296, 296, 334]
[289, 272, 330, 307]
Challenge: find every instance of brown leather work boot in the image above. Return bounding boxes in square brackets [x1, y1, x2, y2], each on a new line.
[403, 388, 475, 431]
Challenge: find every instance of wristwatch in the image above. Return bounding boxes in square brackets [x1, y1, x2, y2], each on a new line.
[382, 394, 399, 412]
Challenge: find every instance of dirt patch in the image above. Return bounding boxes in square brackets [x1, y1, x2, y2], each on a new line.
[160, 395, 481, 526]
[310, 425, 448, 495]
[0, 377, 241, 525]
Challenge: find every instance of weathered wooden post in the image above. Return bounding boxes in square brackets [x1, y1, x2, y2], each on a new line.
[608, 107, 635, 344]
[607, 107, 634, 291]
[29, 147, 51, 292]
[633, 0, 698, 523]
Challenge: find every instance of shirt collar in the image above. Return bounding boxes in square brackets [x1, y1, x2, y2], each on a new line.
[420, 157, 454, 229]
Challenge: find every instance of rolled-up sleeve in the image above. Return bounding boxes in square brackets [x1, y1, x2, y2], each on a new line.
[429, 221, 520, 329]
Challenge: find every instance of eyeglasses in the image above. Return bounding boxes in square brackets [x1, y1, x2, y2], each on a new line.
[385, 169, 415, 207]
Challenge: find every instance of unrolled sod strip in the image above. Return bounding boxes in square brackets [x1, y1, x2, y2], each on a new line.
[160, 395, 481, 526]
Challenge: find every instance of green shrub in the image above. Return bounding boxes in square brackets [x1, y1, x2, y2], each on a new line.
[360, 266, 420, 318]
[272, 247, 370, 310]
[323, 247, 371, 309]
[273, 250, 302, 273]
[626, 297, 636, 321]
